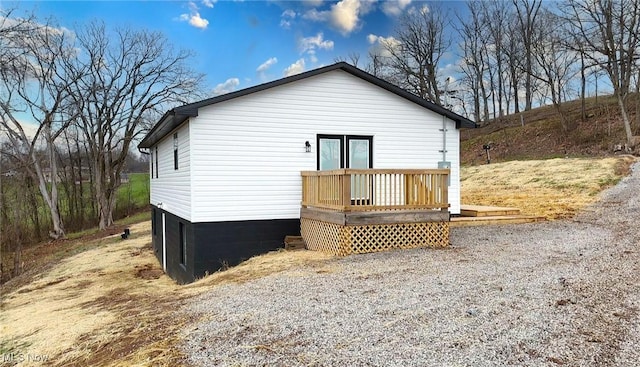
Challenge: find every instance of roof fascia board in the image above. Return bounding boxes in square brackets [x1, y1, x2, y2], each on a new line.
[138, 62, 475, 149]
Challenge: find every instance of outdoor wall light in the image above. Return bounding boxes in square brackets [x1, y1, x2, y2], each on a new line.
[305, 141, 311, 153]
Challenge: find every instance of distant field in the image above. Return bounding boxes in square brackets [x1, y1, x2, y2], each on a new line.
[115, 173, 150, 216]
[461, 156, 637, 219]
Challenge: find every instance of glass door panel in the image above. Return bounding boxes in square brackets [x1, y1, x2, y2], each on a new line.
[318, 137, 342, 170]
[347, 137, 372, 204]
[348, 139, 370, 169]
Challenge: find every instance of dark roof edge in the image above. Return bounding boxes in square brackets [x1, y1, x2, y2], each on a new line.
[138, 62, 476, 149]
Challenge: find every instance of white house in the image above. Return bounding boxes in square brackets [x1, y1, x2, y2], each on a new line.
[138, 62, 475, 283]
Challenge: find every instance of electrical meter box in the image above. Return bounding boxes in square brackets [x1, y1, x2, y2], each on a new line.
[438, 161, 451, 185]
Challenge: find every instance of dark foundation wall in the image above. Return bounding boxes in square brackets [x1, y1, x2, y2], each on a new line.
[149, 205, 300, 284]
[150, 205, 195, 284]
[151, 207, 163, 264]
[192, 219, 301, 280]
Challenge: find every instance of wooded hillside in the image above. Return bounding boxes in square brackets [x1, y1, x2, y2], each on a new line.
[462, 94, 640, 165]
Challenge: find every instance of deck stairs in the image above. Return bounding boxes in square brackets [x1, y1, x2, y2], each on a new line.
[284, 235, 306, 250]
[451, 205, 546, 227]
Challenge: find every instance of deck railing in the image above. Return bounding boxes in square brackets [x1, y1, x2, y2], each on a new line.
[301, 169, 450, 212]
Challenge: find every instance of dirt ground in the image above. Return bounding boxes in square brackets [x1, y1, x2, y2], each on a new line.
[0, 157, 637, 366]
[0, 222, 332, 366]
[0, 222, 187, 366]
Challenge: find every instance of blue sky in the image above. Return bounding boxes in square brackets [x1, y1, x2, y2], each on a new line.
[21, 0, 466, 96]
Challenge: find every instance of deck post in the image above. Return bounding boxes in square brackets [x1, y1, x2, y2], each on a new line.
[342, 171, 351, 212]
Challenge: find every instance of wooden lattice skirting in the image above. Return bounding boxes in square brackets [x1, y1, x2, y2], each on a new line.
[301, 218, 449, 256]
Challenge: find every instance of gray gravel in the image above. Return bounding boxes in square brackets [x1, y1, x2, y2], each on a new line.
[182, 162, 640, 367]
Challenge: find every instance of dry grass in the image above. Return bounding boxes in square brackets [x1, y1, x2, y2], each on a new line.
[0, 221, 185, 366]
[0, 221, 334, 366]
[1, 156, 636, 366]
[461, 155, 637, 219]
[184, 250, 334, 294]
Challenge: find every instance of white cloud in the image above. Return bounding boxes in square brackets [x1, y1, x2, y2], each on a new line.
[189, 13, 209, 29]
[299, 33, 334, 54]
[283, 59, 306, 77]
[439, 63, 458, 84]
[330, 0, 362, 34]
[280, 9, 296, 29]
[0, 120, 39, 143]
[257, 57, 278, 72]
[408, 4, 430, 16]
[302, 0, 374, 35]
[367, 34, 401, 58]
[202, 0, 216, 8]
[302, 8, 328, 22]
[213, 78, 240, 95]
[381, 0, 412, 16]
[308, 51, 318, 63]
[282, 9, 296, 18]
[179, 1, 210, 30]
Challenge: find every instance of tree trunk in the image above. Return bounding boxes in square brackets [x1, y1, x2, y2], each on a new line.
[97, 189, 116, 229]
[12, 205, 22, 277]
[512, 75, 520, 114]
[616, 93, 635, 146]
[47, 128, 64, 238]
[31, 149, 65, 238]
[581, 53, 586, 121]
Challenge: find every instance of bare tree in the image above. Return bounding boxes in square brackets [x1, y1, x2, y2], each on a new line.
[563, 0, 640, 146]
[513, 0, 543, 111]
[482, 0, 512, 117]
[66, 22, 203, 229]
[456, 1, 490, 122]
[334, 52, 361, 67]
[0, 12, 78, 238]
[503, 16, 526, 115]
[531, 10, 580, 131]
[383, 5, 451, 105]
[0, 8, 37, 68]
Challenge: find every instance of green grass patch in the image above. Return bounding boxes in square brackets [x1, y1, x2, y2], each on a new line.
[116, 173, 150, 211]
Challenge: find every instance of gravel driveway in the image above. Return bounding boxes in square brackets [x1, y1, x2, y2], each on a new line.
[182, 162, 640, 367]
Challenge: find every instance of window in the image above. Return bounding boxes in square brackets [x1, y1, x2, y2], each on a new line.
[150, 150, 154, 179]
[173, 133, 178, 170]
[154, 147, 159, 178]
[179, 222, 186, 267]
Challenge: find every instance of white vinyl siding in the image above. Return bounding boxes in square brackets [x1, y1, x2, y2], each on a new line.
[150, 122, 192, 220]
[189, 70, 462, 222]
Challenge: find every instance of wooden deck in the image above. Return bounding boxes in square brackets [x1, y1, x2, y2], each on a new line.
[451, 205, 546, 227]
[300, 168, 451, 255]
